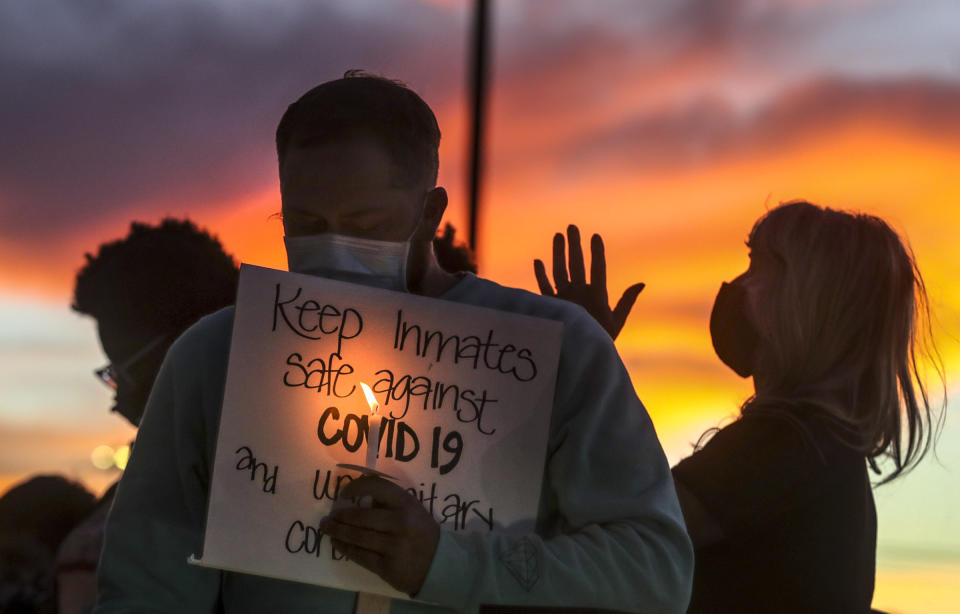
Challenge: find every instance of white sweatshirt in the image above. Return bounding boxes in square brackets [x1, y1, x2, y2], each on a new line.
[95, 273, 693, 614]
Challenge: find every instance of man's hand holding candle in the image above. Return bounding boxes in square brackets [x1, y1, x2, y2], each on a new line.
[320, 476, 441, 596]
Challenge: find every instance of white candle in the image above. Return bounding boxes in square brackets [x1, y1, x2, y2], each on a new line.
[366, 413, 382, 469]
[352, 385, 393, 614]
[355, 592, 391, 614]
[360, 383, 381, 470]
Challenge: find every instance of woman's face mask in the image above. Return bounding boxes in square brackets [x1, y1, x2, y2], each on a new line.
[709, 281, 760, 378]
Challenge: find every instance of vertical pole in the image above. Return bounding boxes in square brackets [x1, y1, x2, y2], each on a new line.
[467, 0, 490, 256]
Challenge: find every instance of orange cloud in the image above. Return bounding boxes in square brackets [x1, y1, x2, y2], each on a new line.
[477, 112, 960, 452]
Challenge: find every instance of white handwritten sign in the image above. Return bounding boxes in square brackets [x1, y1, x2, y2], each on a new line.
[190, 264, 563, 598]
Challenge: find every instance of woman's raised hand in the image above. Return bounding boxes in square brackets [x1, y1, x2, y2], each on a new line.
[534, 224, 644, 340]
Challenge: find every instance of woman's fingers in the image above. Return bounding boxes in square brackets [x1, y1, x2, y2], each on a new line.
[612, 282, 646, 337]
[534, 259, 555, 296]
[590, 233, 608, 303]
[552, 232, 569, 290]
[566, 225, 586, 285]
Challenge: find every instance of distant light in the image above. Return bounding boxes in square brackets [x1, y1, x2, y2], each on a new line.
[91, 445, 115, 470]
[113, 445, 131, 470]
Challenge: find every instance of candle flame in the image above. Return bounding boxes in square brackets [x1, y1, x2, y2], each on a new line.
[359, 382, 380, 415]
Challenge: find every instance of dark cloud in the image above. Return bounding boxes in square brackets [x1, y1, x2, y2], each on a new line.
[484, 0, 960, 175]
[557, 77, 960, 175]
[0, 0, 816, 247]
[0, 0, 465, 241]
[2, 0, 958, 246]
[491, 0, 793, 110]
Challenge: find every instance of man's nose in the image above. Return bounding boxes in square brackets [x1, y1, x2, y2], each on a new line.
[308, 217, 330, 234]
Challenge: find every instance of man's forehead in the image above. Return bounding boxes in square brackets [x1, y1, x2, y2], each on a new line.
[285, 135, 389, 167]
[281, 137, 411, 188]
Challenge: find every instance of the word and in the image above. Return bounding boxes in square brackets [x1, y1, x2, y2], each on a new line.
[234, 445, 278, 494]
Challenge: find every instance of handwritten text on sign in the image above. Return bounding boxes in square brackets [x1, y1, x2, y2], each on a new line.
[192, 265, 563, 598]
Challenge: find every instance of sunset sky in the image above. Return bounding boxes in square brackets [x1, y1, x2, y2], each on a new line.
[1, 1, 958, 611]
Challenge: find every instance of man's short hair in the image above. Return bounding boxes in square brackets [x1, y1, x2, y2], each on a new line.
[72, 218, 239, 334]
[275, 70, 441, 188]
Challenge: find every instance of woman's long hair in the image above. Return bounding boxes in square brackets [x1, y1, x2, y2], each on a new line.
[741, 201, 944, 484]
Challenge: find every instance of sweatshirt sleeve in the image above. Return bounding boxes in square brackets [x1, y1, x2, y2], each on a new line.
[416, 307, 694, 613]
[94, 324, 225, 614]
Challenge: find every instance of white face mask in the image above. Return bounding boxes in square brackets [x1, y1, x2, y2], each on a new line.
[284, 233, 412, 292]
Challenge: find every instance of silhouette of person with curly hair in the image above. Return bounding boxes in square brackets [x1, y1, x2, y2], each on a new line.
[61, 219, 239, 614]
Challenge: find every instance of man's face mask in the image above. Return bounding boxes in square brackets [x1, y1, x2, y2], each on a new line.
[283, 199, 426, 292]
[709, 281, 760, 378]
[284, 233, 412, 292]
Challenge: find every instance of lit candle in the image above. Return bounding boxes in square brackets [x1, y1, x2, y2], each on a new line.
[360, 382, 382, 470]
[349, 386, 393, 614]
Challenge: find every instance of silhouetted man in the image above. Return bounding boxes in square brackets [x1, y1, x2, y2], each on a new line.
[95, 72, 693, 613]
